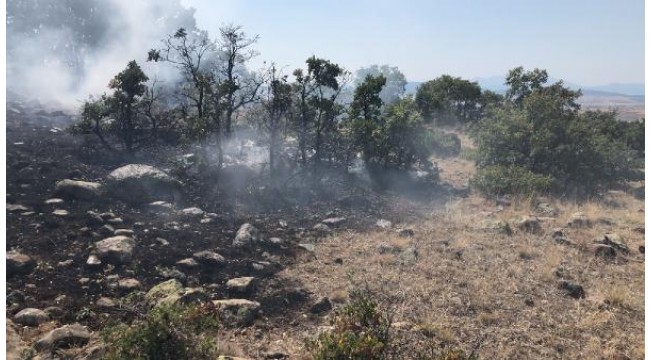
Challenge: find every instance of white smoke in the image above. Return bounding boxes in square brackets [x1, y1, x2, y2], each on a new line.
[7, 0, 199, 110]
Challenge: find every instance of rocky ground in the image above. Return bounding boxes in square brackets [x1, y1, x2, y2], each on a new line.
[6, 100, 463, 359]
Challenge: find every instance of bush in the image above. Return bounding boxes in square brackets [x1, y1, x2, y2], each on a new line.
[429, 131, 461, 158]
[102, 304, 220, 360]
[307, 289, 391, 359]
[471, 165, 554, 196]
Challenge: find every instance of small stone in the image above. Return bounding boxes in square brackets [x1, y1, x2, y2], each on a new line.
[200, 218, 213, 224]
[269, 237, 283, 245]
[106, 217, 123, 225]
[99, 224, 115, 236]
[44, 198, 64, 205]
[86, 255, 102, 267]
[114, 229, 134, 236]
[298, 243, 315, 252]
[176, 258, 200, 269]
[52, 209, 69, 216]
[117, 278, 142, 292]
[639, 245, 645, 254]
[594, 244, 617, 259]
[321, 217, 346, 226]
[226, 277, 256, 293]
[193, 250, 226, 266]
[312, 223, 331, 233]
[57, 259, 74, 268]
[96, 297, 116, 308]
[377, 243, 401, 254]
[181, 207, 204, 216]
[156, 237, 170, 246]
[94, 236, 136, 264]
[212, 299, 261, 327]
[233, 223, 260, 247]
[595, 233, 629, 254]
[14, 308, 50, 326]
[310, 297, 332, 314]
[399, 246, 419, 264]
[54, 179, 103, 200]
[79, 278, 90, 285]
[7, 204, 29, 212]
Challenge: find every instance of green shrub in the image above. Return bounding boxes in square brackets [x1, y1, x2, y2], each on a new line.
[102, 304, 220, 360]
[307, 290, 391, 360]
[471, 165, 554, 196]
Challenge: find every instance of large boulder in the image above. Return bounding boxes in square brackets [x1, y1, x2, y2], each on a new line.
[145, 279, 209, 307]
[33, 324, 91, 352]
[13, 308, 49, 326]
[54, 179, 103, 200]
[106, 164, 182, 203]
[94, 236, 136, 265]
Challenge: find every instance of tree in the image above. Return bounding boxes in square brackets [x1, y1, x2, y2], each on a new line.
[259, 65, 292, 178]
[505, 66, 548, 107]
[72, 61, 161, 154]
[216, 24, 263, 137]
[291, 56, 349, 167]
[355, 65, 407, 105]
[415, 75, 482, 125]
[349, 74, 387, 164]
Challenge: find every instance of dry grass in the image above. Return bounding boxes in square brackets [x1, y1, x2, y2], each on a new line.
[274, 157, 645, 358]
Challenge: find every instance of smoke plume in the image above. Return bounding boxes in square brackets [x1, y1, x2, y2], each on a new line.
[7, 0, 200, 109]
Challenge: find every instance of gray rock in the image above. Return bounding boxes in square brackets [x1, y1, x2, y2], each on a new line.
[535, 202, 558, 217]
[226, 277, 256, 293]
[145, 279, 184, 306]
[397, 228, 415, 237]
[399, 246, 419, 264]
[34, 324, 91, 351]
[7, 252, 35, 276]
[44, 198, 64, 205]
[176, 258, 200, 269]
[377, 243, 402, 254]
[233, 223, 260, 247]
[106, 164, 182, 203]
[13, 308, 49, 326]
[193, 250, 226, 266]
[594, 244, 617, 259]
[297, 243, 316, 252]
[310, 296, 332, 314]
[212, 299, 261, 327]
[94, 236, 136, 264]
[117, 278, 142, 292]
[54, 179, 103, 200]
[268, 237, 284, 245]
[312, 223, 331, 233]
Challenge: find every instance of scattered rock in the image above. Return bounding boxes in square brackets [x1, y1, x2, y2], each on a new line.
[106, 217, 123, 225]
[98, 224, 115, 236]
[44, 198, 64, 205]
[193, 250, 226, 266]
[114, 229, 134, 236]
[399, 246, 419, 264]
[233, 223, 261, 247]
[568, 212, 591, 228]
[34, 324, 91, 352]
[181, 207, 204, 216]
[145, 279, 184, 306]
[639, 245, 645, 254]
[7, 252, 35, 276]
[7, 204, 29, 212]
[594, 233, 629, 254]
[86, 255, 102, 268]
[551, 228, 572, 245]
[377, 243, 402, 254]
[310, 296, 332, 314]
[312, 223, 332, 233]
[517, 215, 541, 233]
[52, 209, 69, 216]
[54, 179, 103, 200]
[96, 297, 116, 309]
[94, 236, 136, 265]
[212, 299, 261, 327]
[13, 308, 49, 326]
[226, 277, 256, 293]
[558, 280, 585, 299]
[117, 278, 142, 292]
[376, 219, 393, 229]
[57, 259, 74, 268]
[106, 164, 182, 203]
[268, 237, 284, 245]
[297, 243, 316, 252]
[149, 201, 174, 211]
[321, 217, 346, 226]
[176, 258, 200, 269]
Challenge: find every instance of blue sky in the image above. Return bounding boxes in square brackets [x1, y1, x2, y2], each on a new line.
[180, 0, 644, 85]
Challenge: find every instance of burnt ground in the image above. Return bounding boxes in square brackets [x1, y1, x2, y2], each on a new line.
[6, 101, 457, 349]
